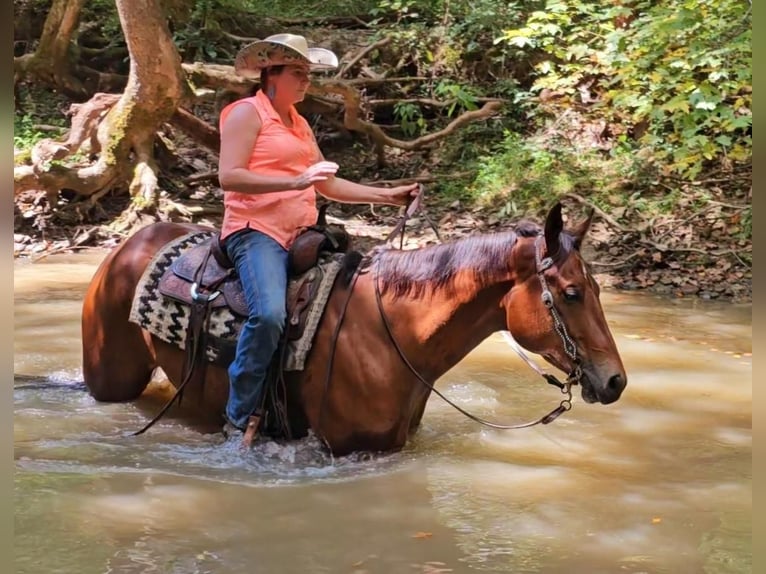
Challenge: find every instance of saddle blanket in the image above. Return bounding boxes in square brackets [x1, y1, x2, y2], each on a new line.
[127, 230, 343, 371]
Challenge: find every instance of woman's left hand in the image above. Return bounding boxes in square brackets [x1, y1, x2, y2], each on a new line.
[386, 183, 420, 206]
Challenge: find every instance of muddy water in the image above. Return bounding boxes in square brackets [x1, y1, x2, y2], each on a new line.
[14, 253, 751, 574]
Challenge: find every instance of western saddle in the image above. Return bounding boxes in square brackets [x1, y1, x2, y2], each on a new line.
[133, 216, 350, 438]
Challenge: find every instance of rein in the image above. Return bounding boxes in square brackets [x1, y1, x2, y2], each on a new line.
[315, 183, 439, 443]
[370, 233, 583, 431]
[384, 184, 442, 247]
[131, 247, 231, 436]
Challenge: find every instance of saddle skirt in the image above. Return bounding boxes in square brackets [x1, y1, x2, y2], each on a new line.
[128, 230, 344, 371]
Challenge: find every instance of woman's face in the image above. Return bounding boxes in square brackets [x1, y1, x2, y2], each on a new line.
[271, 65, 311, 103]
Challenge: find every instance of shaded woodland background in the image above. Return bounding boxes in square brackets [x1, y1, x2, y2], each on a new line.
[13, 0, 752, 301]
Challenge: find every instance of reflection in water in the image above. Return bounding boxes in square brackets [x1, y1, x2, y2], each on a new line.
[14, 254, 751, 573]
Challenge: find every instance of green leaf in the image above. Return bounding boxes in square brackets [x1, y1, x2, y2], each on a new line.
[714, 135, 732, 147]
[662, 96, 691, 113]
[729, 116, 752, 130]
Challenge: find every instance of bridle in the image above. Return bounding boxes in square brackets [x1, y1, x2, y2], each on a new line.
[533, 234, 584, 388]
[369, 232, 584, 430]
[317, 199, 586, 440]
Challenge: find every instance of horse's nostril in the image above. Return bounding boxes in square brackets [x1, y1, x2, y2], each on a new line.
[607, 374, 626, 392]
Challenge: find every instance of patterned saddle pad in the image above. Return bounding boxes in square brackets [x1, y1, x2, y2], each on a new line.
[128, 231, 343, 371]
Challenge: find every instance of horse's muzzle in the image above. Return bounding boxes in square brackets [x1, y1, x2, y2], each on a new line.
[580, 367, 626, 404]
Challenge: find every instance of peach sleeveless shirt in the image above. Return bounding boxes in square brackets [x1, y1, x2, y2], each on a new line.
[219, 90, 319, 248]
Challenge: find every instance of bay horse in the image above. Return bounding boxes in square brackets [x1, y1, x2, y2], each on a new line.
[81, 203, 626, 456]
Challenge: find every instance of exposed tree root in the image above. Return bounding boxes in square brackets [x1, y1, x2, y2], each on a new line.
[14, 92, 124, 207]
[170, 108, 220, 153]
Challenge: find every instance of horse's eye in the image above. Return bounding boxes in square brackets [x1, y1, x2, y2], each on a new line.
[563, 287, 580, 302]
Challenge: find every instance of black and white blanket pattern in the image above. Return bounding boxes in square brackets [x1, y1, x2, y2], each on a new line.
[128, 230, 343, 371]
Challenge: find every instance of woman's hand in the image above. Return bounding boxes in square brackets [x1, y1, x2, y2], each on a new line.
[385, 183, 420, 206]
[295, 161, 339, 189]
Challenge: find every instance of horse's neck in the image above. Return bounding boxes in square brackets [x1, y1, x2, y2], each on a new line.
[385, 276, 509, 380]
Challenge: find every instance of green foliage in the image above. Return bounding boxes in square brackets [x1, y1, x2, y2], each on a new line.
[498, 0, 752, 182]
[464, 129, 643, 217]
[81, 0, 122, 40]
[393, 102, 426, 137]
[242, 0, 379, 19]
[371, 0, 423, 22]
[13, 115, 57, 152]
[434, 80, 478, 116]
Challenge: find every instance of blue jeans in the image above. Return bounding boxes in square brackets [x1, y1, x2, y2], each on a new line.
[223, 228, 289, 429]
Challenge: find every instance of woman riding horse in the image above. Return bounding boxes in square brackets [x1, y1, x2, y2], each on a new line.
[81, 202, 627, 456]
[216, 33, 419, 447]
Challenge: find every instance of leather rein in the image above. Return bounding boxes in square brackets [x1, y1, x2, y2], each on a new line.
[371, 234, 582, 430]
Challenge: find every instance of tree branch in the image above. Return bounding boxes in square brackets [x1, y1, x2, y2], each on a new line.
[170, 108, 220, 153]
[563, 192, 629, 232]
[367, 96, 507, 108]
[335, 36, 391, 79]
[314, 79, 503, 151]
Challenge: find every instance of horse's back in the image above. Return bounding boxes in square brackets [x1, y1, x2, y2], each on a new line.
[82, 222, 211, 401]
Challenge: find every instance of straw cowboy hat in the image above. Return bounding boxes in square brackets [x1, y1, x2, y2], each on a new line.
[234, 33, 339, 77]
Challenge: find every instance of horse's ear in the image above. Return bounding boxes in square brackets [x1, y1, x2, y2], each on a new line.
[544, 202, 563, 258]
[571, 208, 595, 250]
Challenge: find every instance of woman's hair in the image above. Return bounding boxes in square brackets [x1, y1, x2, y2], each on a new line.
[259, 65, 285, 91]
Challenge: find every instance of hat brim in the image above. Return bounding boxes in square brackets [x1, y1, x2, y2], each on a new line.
[234, 41, 338, 78]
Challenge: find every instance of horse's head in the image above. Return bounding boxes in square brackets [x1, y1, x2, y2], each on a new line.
[503, 203, 627, 404]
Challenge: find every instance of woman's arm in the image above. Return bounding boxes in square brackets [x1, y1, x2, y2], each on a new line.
[218, 103, 338, 194]
[315, 177, 419, 206]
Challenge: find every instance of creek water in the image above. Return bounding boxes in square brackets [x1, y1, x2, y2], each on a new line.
[14, 253, 751, 574]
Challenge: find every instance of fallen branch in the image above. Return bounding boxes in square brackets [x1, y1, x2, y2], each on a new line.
[315, 79, 503, 152]
[367, 96, 506, 108]
[335, 36, 391, 79]
[181, 62, 252, 94]
[32, 124, 68, 132]
[346, 76, 429, 86]
[706, 200, 751, 210]
[30, 243, 104, 262]
[170, 107, 220, 153]
[563, 192, 629, 232]
[650, 204, 719, 243]
[183, 171, 219, 185]
[183, 204, 224, 216]
[360, 173, 471, 186]
[220, 31, 259, 43]
[589, 250, 643, 269]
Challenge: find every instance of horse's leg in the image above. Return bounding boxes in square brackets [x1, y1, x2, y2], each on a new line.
[82, 246, 157, 402]
[408, 396, 429, 434]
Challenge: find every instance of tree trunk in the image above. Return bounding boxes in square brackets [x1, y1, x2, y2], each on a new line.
[108, 0, 189, 229]
[14, 0, 191, 233]
[14, 0, 88, 99]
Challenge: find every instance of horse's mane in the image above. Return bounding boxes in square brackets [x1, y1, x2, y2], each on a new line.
[366, 219, 544, 298]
